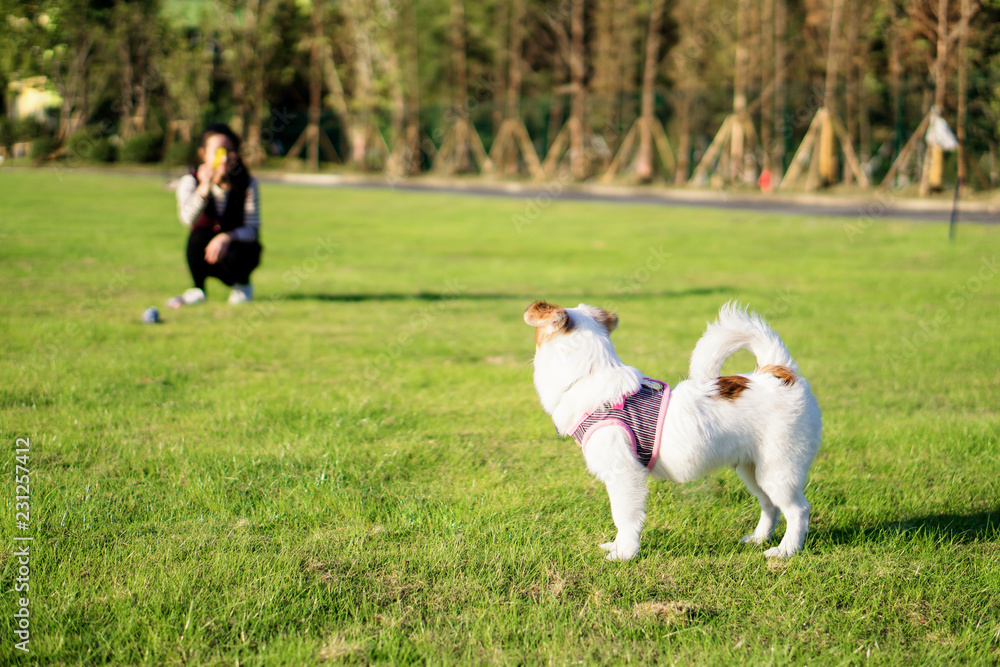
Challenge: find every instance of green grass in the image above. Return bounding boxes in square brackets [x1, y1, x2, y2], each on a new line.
[1, 168, 998, 665]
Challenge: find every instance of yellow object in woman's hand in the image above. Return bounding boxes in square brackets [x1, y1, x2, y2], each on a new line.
[212, 147, 227, 170]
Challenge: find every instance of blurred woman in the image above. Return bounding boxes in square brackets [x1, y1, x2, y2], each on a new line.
[169, 123, 262, 308]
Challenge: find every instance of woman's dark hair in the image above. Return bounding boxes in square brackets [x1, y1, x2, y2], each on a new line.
[199, 123, 242, 152]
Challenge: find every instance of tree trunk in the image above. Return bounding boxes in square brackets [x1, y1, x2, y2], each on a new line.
[450, 0, 471, 172]
[502, 0, 526, 173]
[888, 6, 903, 177]
[921, 0, 949, 195]
[322, 42, 353, 149]
[760, 0, 774, 172]
[307, 1, 323, 171]
[818, 0, 846, 184]
[674, 96, 691, 185]
[117, 4, 136, 140]
[934, 0, 949, 111]
[591, 0, 613, 148]
[843, 0, 859, 185]
[347, 0, 377, 167]
[404, 0, 422, 174]
[547, 47, 566, 154]
[671, 0, 704, 185]
[957, 0, 971, 185]
[506, 0, 524, 123]
[635, 0, 666, 182]
[569, 0, 587, 180]
[731, 0, 750, 182]
[774, 0, 787, 177]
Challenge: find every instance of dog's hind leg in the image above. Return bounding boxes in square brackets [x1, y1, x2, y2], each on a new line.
[758, 477, 810, 558]
[584, 427, 649, 561]
[736, 462, 780, 546]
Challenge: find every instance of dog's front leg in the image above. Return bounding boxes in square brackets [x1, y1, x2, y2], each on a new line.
[584, 427, 649, 561]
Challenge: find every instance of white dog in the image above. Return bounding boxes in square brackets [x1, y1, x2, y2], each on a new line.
[524, 301, 822, 560]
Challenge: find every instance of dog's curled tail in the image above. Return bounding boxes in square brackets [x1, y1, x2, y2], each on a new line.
[688, 302, 798, 380]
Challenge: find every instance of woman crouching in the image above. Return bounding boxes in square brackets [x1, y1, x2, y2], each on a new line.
[169, 123, 262, 308]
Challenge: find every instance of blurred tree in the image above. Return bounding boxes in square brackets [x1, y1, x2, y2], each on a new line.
[691, 0, 761, 187]
[540, 0, 589, 179]
[45, 0, 114, 140]
[603, 0, 675, 183]
[433, 0, 493, 174]
[590, 0, 639, 161]
[214, 0, 300, 164]
[111, 0, 162, 140]
[0, 1, 48, 112]
[159, 14, 213, 159]
[387, 0, 423, 176]
[487, 0, 543, 178]
[284, 0, 336, 171]
[668, 0, 725, 184]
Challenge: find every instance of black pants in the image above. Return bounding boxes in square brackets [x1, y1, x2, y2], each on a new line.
[186, 227, 262, 291]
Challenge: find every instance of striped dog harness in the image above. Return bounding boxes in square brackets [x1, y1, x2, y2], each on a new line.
[570, 378, 671, 471]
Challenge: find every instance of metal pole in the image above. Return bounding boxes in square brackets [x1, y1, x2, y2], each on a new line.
[949, 177, 961, 242]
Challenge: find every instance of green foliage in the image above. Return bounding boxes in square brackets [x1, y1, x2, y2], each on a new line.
[13, 117, 46, 141]
[119, 131, 163, 163]
[0, 0, 53, 80]
[0, 171, 998, 664]
[28, 133, 56, 161]
[65, 127, 117, 163]
[0, 117, 14, 151]
[164, 137, 197, 166]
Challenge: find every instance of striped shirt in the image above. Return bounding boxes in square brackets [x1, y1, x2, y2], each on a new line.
[176, 174, 260, 243]
[570, 378, 671, 471]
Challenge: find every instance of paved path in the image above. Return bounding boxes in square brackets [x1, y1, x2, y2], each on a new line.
[262, 172, 1000, 224]
[13, 165, 997, 224]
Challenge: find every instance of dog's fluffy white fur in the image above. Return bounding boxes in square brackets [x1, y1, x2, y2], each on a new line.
[525, 301, 822, 560]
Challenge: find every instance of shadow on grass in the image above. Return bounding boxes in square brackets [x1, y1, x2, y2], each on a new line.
[819, 508, 1000, 547]
[284, 286, 735, 303]
[636, 509, 999, 558]
[285, 292, 516, 303]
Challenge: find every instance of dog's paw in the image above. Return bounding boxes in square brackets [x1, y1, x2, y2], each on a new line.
[741, 533, 768, 545]
[599, 542, 616, 552]
[602, 542, 639, 561]
[764, 544, 798, 558]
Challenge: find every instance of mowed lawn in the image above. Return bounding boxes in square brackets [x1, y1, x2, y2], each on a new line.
[1, 168, 998, 665]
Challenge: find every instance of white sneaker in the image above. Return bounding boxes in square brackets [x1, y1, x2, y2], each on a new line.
[228, 283, 253, 305]
[167, 287, 206, 309]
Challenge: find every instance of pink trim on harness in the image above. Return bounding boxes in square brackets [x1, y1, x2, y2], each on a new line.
[569, 378, 671, 471]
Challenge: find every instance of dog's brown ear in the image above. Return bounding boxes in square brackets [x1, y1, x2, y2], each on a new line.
[526, 301, 574, 345]
[524, 301, 568, 328]
[577, 304, 618, 333]
[594, 309, 618, 333]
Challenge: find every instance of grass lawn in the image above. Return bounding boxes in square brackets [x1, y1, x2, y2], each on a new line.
[1, 168, 998, 665]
